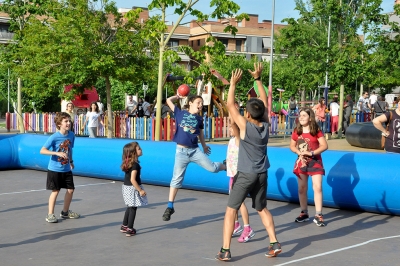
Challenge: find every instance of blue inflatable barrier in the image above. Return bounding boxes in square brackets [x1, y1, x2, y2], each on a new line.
[0, 134, 399, 215]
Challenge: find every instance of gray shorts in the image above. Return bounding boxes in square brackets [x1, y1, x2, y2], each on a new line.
[227, 171, 267, 211]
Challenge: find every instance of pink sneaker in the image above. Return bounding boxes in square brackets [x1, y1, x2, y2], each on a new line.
[232, 222, 243, 236]
[238, 226, 255, 243]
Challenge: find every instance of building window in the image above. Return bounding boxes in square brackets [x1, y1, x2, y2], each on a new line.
[236, 40, 242, 51]
[167, 40, 179, 51]
[0, 24, 10, 32]
[220, 39, 228, 48]
[238, 21, 242, 27]
[191, 40, 193, 46]
[197, 40, 200, 46]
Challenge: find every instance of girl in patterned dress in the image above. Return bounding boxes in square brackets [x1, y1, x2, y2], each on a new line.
[226, 120, 255, 243]
[290, 107, 328, 227]
[120, 142, 148, 236]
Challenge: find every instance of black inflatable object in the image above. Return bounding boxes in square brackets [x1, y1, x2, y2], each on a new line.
[345, 122, 382, 150]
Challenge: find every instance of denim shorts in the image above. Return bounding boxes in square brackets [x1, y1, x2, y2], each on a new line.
[170, 146, 221, 188]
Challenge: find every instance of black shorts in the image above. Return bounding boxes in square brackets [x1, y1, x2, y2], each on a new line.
[46, 170, 75, 191]
[227, 171, 267, 211]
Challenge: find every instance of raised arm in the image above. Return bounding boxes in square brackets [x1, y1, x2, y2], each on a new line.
[227, 69, 246, 132]
[248, 62, 268, 123]
[166, 93, 185, 112]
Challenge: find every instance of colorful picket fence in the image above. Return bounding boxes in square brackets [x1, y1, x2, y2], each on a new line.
[5, 110, 370, 140]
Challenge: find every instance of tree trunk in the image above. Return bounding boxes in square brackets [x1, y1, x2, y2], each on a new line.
[105, 76, 113, 139]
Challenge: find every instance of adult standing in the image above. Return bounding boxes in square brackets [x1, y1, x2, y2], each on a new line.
[312, 97, 326, 133]
[329, 98, 340, 135]
[65, 102, 75, 133]
[83, 102, 104, 138]
[288, 96, 297, 115]
[372, 96, 388, 118]
[142, 96, 151, 118]
[126, 95, 137, 117]
[373, 104, 400, 153]
[343, 95, 354, 135]
[358, 91, 371, 113]
[369, 91, 378, 106]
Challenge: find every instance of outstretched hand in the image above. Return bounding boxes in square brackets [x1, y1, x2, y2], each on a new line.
[248, 62, 263, 79]
[230, 69, 243, 85]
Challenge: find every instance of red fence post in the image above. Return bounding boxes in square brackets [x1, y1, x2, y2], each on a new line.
[6, 112, 10, 132]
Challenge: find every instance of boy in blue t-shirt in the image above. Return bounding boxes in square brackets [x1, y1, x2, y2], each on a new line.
[40, 112, 80, 223]
[161, 94, 226, 222]
[215, 63, 281, 261]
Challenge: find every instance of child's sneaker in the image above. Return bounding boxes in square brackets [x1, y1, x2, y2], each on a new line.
[232, 221, 243, 236]
[238, 226, 255, 243]
[313, 214, 326, 227]
[120, 225, 128, 233]
[295, 211, 309, 223]
[265, 242, 282, 258]
[162, 207, 175, 221]
[215, 249, 231, 261]
[60, 210, 80, 219]
[125, 228, 136, 237]
[46, 214, 58, 223]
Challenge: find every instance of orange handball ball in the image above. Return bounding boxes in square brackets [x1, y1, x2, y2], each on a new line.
[177, 84, 190, 97]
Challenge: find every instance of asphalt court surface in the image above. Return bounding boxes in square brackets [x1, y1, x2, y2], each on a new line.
[1, 169, 399, 266]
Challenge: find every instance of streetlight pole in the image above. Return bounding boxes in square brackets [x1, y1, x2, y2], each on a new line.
[7, 68, 10, 113]
[268, 0, 276, 121]
[324, 16, 331, 101]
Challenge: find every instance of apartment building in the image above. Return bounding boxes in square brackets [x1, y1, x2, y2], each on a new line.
[189, 14, 285, 63]
[0, 11, 13, 44]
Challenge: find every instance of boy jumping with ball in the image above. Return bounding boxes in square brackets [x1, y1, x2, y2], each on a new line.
[40, 112, 80, 223]
[215, 63, 281, 261]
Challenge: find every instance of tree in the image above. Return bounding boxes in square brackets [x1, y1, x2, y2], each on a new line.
[11, 0, 157, 138]
[0, 0, 48, 132]
[147, 0, 247, 141]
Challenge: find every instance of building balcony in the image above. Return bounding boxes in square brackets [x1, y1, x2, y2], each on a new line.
[0, 31, 14, 43]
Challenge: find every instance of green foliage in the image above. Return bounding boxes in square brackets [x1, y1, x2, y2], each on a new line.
[273, 0, 389, 100]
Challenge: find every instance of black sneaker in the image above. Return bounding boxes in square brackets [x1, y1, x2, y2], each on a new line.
[265, 242, 282, 258]
[215, 249, 231, 261]
[295, 211, 309, 223]
[313, 214, 326, 227]
[120, 225, 128, 233]
[162, 207, 175, 221]
[125, 228, 136, 237]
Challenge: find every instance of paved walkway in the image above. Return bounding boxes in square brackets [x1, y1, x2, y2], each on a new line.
[0, 170, 399, 266]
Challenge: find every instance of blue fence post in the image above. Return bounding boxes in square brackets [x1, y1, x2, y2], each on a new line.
[325, 113, 331, 133]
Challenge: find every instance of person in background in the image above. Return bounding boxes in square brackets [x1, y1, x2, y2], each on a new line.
[342, 95, 354, 136]
[372, 96, 388, 119]
[83, 102, 104, 138]
[65, 102, 75, 133]
[126, 95, 137, 118]
[369, 91, 378, 106]
[142, 96, 151, 118]
[329, 98, 340, 136]
[312, 97, 326, 133]
[358, 91, 371, 113]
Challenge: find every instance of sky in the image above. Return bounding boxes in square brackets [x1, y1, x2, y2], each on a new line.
[114, 0, 396, 24]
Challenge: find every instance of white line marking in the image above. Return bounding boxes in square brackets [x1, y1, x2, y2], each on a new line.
[0, 181, 116, 196]
[274, 235, 400, 266]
